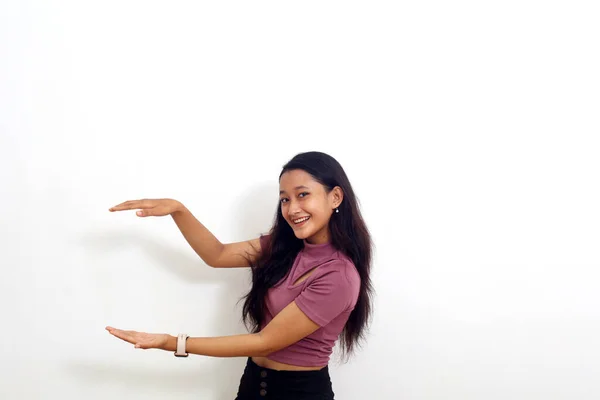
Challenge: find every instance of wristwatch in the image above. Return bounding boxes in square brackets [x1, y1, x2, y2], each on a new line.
[174, 333, 189, 357]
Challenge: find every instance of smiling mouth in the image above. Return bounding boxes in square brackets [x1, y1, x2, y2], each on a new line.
[293, 216, 310, 224]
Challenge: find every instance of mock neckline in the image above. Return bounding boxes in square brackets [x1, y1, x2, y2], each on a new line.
[302, 239, 336, 258]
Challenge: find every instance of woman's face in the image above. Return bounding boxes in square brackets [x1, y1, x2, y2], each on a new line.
[279, 169, 342, 244]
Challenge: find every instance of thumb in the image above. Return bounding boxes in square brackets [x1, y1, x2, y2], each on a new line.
[136, 209, 154, 217]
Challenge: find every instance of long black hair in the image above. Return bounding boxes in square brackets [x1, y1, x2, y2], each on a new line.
[241, 151, 374, 361]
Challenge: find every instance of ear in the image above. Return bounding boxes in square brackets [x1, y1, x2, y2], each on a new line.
[331, 186, 344, 209]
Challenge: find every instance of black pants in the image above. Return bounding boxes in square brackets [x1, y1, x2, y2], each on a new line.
[234, 357, 335, 400]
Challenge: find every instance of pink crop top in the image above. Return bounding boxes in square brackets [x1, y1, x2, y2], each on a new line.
[259, 234, 361, 367]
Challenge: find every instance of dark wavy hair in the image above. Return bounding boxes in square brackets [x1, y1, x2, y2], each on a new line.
[241, 151, 374, 361]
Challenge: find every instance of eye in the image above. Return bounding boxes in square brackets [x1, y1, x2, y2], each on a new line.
[299, 192, 309, 198]
[280, 198, 289, 204]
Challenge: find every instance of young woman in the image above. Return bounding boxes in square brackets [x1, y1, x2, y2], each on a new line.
[106, 151, 374, 399]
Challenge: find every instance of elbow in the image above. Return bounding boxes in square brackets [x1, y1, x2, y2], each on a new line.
[254, 333, 276, 357]
[254, 349, 272, 357]
[205, 254, 222, 268]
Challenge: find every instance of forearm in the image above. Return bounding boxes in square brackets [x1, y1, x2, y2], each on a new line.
[162, 333, 270, 357]
[170, 206, 224, 267]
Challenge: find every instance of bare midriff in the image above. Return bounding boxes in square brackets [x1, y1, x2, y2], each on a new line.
[252, 356, 326, 371]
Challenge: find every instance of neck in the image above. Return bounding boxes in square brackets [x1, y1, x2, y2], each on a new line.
[305, 229, 330, 244]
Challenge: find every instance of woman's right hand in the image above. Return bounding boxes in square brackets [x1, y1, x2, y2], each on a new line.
[109, 198, 184, 217]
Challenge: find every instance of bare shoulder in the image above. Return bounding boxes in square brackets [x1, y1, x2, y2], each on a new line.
[211, 237, 264, 268]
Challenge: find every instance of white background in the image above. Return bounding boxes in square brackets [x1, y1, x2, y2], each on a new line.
[1, 1, 599, 399]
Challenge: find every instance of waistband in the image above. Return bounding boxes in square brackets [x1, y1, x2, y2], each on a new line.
[245, 357, 329, 378]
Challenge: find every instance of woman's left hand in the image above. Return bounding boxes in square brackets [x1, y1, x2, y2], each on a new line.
[106, 326, 172, 350]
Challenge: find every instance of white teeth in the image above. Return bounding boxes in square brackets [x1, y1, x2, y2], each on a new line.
[293, 216, 310, 224]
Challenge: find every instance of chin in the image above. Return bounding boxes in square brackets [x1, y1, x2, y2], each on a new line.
[293, 231, 311, 240]
[288, 225, 312, 240]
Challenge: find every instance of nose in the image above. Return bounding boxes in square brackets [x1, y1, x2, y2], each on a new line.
[287, 200, 302, 217]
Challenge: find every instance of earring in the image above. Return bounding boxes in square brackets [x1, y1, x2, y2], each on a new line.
[335, 207, 339, 213]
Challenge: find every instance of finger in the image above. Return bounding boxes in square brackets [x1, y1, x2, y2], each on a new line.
[109, 200, 139, 212]
[109, 200, 150, 212]
[106, 327, 136, 344]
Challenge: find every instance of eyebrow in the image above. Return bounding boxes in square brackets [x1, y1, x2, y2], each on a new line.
[279, 185, 310, 195]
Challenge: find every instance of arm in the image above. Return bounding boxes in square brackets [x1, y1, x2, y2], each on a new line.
[106, 301, 320, 357]
[106, 264, 358, 357]
[171, 205, 262, 268]
[167, 301, 320, 357]
[109, 198, 263, 268]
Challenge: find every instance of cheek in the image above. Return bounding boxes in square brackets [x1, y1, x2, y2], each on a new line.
[306, 201, 328, 217]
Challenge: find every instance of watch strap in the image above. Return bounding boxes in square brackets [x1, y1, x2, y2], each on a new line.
[174, 333, 189, 357]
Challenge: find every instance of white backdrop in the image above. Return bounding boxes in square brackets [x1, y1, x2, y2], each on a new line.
[1, 1, 599, 399]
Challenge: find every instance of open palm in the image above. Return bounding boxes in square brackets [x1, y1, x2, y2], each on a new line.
[106, 326, 170, 350]
[108, 198, 182, 217]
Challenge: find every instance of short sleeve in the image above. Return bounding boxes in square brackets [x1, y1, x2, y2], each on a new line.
[294, 269, 360, 327]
